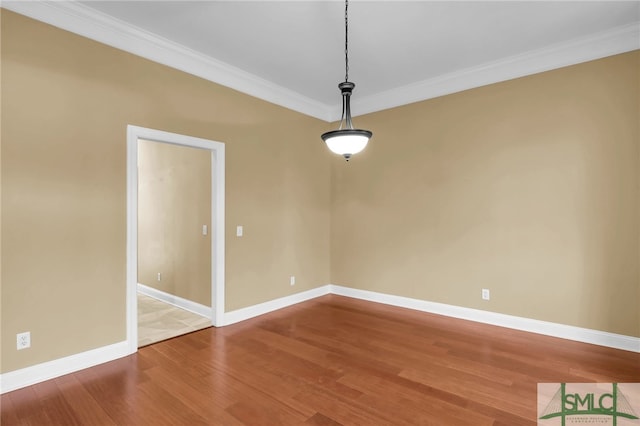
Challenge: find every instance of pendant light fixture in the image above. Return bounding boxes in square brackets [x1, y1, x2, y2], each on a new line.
[321, 0, 372, 161]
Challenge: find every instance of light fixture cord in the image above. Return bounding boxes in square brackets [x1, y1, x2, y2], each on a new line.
[344, 0, 349, 82]
[338, 0, 349, 130]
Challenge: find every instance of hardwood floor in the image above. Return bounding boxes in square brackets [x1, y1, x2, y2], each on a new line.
[2, 295, 638, 425]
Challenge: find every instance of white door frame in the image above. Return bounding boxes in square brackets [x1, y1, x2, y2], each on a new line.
[126, 125, 225, 354]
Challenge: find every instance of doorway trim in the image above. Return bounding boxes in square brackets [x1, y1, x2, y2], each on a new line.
[126, 125, 225, 354]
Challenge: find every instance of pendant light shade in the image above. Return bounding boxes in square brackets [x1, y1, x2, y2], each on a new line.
[321, 1, 372, 161]
[322, 130, 371, 159]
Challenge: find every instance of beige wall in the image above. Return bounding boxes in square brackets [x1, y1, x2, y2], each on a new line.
[332, 51, 640, 337]
[138, 140, 211, 306]
[1, 10, 638, 376]
[1, 11, 331, 373]
[0, 8, 3, 371]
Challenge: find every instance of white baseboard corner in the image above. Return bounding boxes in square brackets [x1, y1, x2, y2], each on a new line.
[0, 340, 130, 394]
[3, 282, 637, 395]
[137, 283, 212, 319]
[328, 284, 640, 353]
[223, 285, 331, 326]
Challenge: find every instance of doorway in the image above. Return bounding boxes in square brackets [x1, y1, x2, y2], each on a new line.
[126, 125, 225, 354]
[137, 139, 210, 346]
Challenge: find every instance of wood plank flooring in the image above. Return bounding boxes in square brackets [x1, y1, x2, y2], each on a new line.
[2, 295, 638, 425]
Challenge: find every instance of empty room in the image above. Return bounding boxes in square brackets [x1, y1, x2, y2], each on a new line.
[1, 1, 639, 425]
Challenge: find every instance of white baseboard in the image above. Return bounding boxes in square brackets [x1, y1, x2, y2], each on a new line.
[137, 283, 212, 319]
[329, 284, 640, 353]
[223, 285, 331, 326]
[3, 282, 637, 394]
[0, 340, 130, 394]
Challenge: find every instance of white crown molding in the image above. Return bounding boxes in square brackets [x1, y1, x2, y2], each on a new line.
[350, 22, 640, 118]
[1, 1, 334, 121]
[3, 2, 638, 123]
[137, 283, 213, 319]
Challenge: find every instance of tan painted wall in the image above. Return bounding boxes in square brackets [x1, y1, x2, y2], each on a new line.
[1, 9, 638, 376]
[332, 51, 640, 337]
[1, 11, 331, 373]
[0, 8, 4, 370]
[137, 140, 211, 306]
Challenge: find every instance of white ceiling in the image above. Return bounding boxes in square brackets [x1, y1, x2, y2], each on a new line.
[4, 1, 640, 121]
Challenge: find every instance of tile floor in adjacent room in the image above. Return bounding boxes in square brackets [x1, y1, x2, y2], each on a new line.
[137, 293, 212, 347]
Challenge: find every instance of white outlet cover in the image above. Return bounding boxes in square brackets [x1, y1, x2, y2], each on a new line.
[482, 289, 490, 300]
[17, 331, 31, 350]
[236, 226, 243, 237]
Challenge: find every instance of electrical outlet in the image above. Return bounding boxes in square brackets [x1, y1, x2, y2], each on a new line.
[482, 289, 490, 301]
[157, 272, 161, 281]
[290, 276, 296, 286]
[17, 332, 31, 350]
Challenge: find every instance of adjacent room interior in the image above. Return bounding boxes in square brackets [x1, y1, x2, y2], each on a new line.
[1, 2, 639, 424]
[136, 139, 213, 347]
